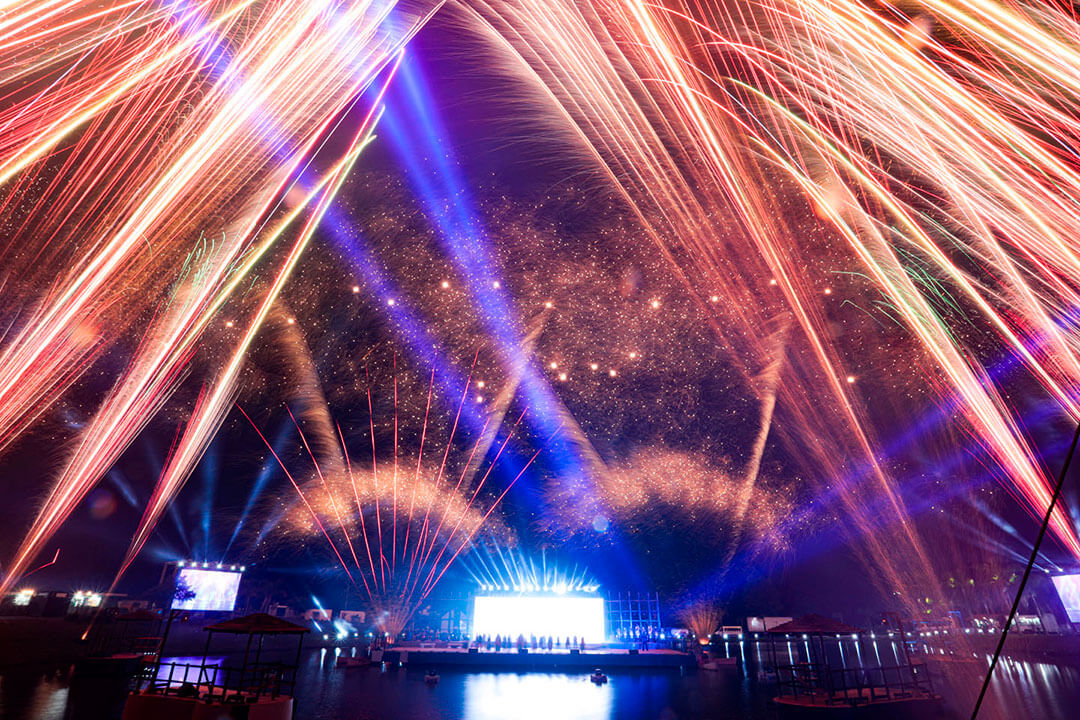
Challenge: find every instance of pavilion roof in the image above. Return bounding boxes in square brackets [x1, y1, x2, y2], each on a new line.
[204, 613, 309, 635]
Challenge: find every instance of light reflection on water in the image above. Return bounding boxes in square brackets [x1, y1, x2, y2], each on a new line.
[2, 640, 1079, 720]
[463, 673, 613, 720]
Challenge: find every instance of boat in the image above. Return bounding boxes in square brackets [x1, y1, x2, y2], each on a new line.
[590, 668, 608, 684]
[121, 613, 308, 720]
[424, 670, 440, 684]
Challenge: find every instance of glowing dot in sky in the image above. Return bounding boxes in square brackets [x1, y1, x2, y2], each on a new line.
[846, 375, 856, 384]
[629, 351, 637, 359]
[558, 372, 567, 381]
[544, 301, 553, 309]
[650, 299, 660, 309]
[710, 295, 719, 302]
[441, 280, 449, 289]
[477, 381, 485, 389]
[225, 320, 234, 328]
[769, 279, 777, 286]
[493, 281, 501, 289]
[824, 288, 832, 295]
[590, 363, 599, 371]
[609, 369, 617, 377]
[550, 361, 558, 369]
[352, 285, 360, 293]
[476, 395, 484, 403]
[287, 318, 295, 325]
[387, 299, 395, 306]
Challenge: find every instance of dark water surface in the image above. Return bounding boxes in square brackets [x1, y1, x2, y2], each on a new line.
[3, 640, 1079, 719]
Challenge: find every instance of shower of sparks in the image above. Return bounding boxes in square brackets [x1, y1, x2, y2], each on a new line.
[0, 0, 436, 593]
[242, 359, 558, 640]
[460, 0, 1080, 607]
[2, 0, 1080, 614]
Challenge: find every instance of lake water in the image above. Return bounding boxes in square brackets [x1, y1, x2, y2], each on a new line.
[2, 639, 1078, 719]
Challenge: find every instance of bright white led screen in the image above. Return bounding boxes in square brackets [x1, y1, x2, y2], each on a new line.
[472, 595, 604, 643]
[1052, 574, 1080, 623]
[172, 568, 241, 612]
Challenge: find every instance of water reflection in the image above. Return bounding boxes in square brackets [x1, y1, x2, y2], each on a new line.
[155, 656, 223, 687]
[2, 639, 1080, 720]
[463, 673, 612, 720]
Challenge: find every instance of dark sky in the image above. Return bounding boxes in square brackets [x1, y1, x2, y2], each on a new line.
[2, 9, 1077, 624]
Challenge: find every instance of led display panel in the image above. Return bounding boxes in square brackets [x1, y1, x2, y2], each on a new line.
[172, 568, 242, 611]
[472, 595, 605, 643]
[1051, 574, 1080, 623]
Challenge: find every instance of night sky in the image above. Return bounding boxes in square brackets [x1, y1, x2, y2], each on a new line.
[2, 6, 1076, 624]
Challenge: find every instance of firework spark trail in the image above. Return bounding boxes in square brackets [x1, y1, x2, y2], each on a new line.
[252, 362, 541, 640]
[410, 413, 496, 595]
[362, 364, 388, 591]
[287, 405, 366, 578]
[682, 601, 722, 643]
[401, 362, 437, 566]
[0, 1, 437, 592]
[717, 0, 1080, 550]
[105, 53, 406, 585]
[238, 404, 357, 583]
[419, 431, 558, 602]
[404, 352, 477, 592]
[415, 409, 524, 598]
[724, 0, 1080, 558]
[0, 129, 375, 594]
[465, 0, 1080, 590]
[463, 0, 946, 602]
[110, 103, 387, 585]
[0, 3, 260, 440]
[0, 0, 412, 418]
[339, 423, 377, 597]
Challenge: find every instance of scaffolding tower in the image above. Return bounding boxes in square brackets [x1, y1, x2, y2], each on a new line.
[606, 591, 662, 640]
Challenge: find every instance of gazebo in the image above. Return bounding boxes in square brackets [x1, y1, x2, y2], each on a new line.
[200, 612, 309, 696]
[765, 614, 861, 678]
[123, 613, 309, 719]
[765, 614, 938, 710]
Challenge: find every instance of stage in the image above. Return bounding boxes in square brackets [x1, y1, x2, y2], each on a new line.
[375, 645, 695, 670]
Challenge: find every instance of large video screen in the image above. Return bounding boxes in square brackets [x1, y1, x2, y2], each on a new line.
[1052, 574, 1080, 623]
[472, 595, 605, 643]
[172, 568, 241, 612]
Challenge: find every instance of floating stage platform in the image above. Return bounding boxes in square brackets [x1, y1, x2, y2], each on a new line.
[376, 646, 695, 670]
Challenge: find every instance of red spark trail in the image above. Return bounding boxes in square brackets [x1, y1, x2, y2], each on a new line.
[406, 351, 477, 592]
[416, 409, 527, 598]
[287, 405, 365, 579]
[420, 427, 561, 601]
[401, 361, 436, 567]
[237, 404, 355, 584]
[338, 424, 376, 600]
[365, 364, 385, 592]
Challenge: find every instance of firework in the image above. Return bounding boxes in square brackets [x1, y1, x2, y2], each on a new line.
[243, 355, 555, 640]
[458, 0, 1080, 610]
[0, 0, 439, 594]
[681, 600, 723, 645]
[5, 0, 1080, 622]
